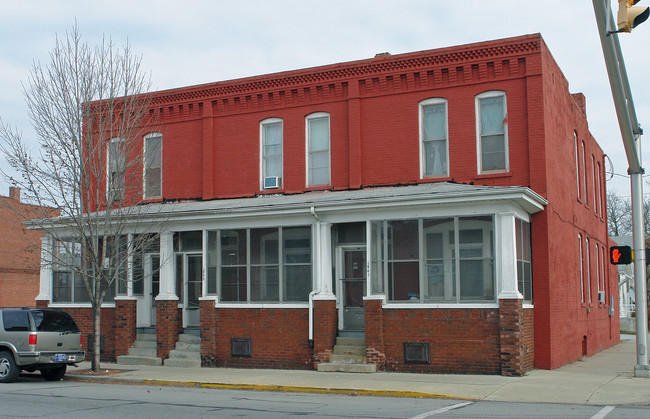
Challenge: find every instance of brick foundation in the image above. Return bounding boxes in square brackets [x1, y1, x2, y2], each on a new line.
[499, 299, 526, 376]
[364, 298, 386, 370]
[156, 300, 180, 359]
[312, 299, 337, 366]
[114, 298, 137, 357]
[200, 299, 217, 366]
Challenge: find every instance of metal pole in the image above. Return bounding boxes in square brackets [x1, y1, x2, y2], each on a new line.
[592, 0, 649, 377]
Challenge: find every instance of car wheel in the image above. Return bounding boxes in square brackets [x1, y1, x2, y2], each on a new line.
[0, 351, 20, 383]
[41, 365, 67, 381]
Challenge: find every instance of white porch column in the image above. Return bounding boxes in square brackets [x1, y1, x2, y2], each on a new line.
[36, 235, 52, 302]
[316, 221, 335, 297]
[497, 213, 523, 300]
[156, 231, 178, 301]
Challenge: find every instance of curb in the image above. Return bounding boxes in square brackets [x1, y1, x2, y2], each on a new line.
[65, 375, 477, 400]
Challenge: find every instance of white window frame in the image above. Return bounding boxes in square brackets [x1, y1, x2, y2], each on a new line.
[579, 234, 584, 303]
[419, 98, 449, 178]
[476, 91, 508, 174]
[575, 133, 581, 201]
[305, 112, 331, 187]
[107, 137, 126, 200]
[143, 132, 162, 199]
[260, 118, 283, 189]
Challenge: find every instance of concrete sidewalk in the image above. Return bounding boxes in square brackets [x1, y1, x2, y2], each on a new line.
[65, 335, 650, 406]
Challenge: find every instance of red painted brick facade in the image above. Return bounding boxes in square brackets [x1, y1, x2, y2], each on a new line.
[114, 299, 137, 357]
[46, 34, 617, 373]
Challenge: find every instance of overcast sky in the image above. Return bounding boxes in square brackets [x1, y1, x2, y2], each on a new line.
[1, 0, 649, 198]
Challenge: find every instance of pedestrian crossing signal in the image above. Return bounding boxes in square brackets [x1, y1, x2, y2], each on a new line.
[610, 246, 632, 265]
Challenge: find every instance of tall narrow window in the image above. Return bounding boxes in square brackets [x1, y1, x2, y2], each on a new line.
[575, 133, 581, 200]
[592, 155, 597, 213]
[582, 141, 587, 205]
[597, 161, 603, 218]
[144, 133, 162, 199]
[108, 138, 126, 201]
[420, 98, 448, 177]
[306, 113, 330, 186]
[476, 91, 508, 173]
[261, 119, 283, 189]
[578, 234, 584, 303]
[585, 237, 591, 303]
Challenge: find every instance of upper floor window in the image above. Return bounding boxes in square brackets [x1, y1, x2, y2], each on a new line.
[476, 91, 508, 173]
[260, 118, 283, 189]
[144, 133, 162, 199]
[575, 133, 581, 201]
[420, 98, 449, 178]
[306, 112, 330, 186]
[107, 138, 125, 201]
[582, 141, 588, 206]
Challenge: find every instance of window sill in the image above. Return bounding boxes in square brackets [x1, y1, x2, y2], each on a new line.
[383, 302, 499, 309]
[215, 302, 309, 309]
[419, 176, 452, 183]
[475, 171, 512, 180]
[48, 303, 116, 309]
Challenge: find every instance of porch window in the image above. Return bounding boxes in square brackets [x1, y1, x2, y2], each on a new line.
[371, 216, 495, 303]
[515, 219, 532, 302]
[52, 240, 88, 303]
[210, 226, 312, 303]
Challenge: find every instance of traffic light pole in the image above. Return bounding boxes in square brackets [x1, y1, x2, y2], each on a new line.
[593, 0, 650, 378]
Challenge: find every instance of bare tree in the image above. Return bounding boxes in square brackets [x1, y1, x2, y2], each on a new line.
[0, 24, 165, 371]
[607, 190, 632, 237]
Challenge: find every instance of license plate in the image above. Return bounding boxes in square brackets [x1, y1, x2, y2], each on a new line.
[54, 354, 67, 362]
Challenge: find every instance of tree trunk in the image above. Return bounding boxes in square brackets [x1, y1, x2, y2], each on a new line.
[91, 304, 102, 372]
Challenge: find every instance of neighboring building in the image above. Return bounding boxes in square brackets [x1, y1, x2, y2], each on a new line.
[36, 34, 618, 375]
[0, 188, 57, 307]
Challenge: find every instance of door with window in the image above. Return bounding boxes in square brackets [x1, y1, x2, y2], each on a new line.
[338, 247, 366, 331]
[176, 253, 202, 328]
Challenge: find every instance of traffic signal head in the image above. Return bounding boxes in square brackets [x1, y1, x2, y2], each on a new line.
[610, 245, 633, 264]
[618, 0, 650, 32]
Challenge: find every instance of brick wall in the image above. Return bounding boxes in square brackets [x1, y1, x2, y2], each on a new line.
[312, 300, 337, 366]
[156, 300, 180, 359]
[200, 299, 217, 366]
[62, 307, 116, 362]
[114, 299, 137, 357]
[522, 308, 535, 372]
[211, 308, 312, 369]
[378, 308, 500, 374]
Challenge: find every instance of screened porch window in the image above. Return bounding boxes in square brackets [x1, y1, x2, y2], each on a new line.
[207, 226, 312, 303]
[371, 216, 495, 303]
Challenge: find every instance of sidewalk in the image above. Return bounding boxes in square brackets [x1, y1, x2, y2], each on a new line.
[65, 334, 650, 406]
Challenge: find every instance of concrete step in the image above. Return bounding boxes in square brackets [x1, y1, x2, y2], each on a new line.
[333, 345, 366, 356]
[336, 337, 365, 347]
[116, 355, 162, 366]
[133, 340, 157, 349]
[178, 334, 201, 345]
[316, 362, 376, 373]
[328, 354, 367, 364]
[175, 342, 201, 352]
[128, 347, 158, 357]
[168, 349, 201, 360]
[136, 333, 157, 342]
[164, 358, 202, 368]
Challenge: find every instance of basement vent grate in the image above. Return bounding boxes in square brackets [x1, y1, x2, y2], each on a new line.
[404, 342, 430, 364]
[231, 338, 252, 357]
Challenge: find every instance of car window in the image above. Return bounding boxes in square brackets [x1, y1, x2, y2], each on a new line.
[31, 310, 80, 333]
[2, 310, 31, 332]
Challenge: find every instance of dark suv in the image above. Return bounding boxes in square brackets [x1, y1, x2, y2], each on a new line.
[0, 308, 85, 383]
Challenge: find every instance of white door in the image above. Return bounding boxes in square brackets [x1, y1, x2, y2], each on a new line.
[337, 246, 366, 331]
[177, 253, 202, 328]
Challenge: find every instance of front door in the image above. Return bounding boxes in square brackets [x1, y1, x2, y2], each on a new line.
[179, 254, 202, 328]
[338, 247, 366, 331]
[136, 253, 159, 327]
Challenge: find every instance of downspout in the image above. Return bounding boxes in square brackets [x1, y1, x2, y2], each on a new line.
[308, 206, 321, 348]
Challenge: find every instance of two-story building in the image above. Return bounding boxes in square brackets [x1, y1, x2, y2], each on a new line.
[35, 33, 618, 375]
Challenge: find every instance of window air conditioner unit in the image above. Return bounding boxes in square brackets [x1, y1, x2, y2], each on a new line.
[263, 176, 280, 189]
[597, 291, 606, 303]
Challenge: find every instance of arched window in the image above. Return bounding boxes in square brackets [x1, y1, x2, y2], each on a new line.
[476, 91, 508, 173]
[419, 98, 449, 178]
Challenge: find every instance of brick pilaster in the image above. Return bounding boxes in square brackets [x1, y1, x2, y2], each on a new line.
[114, 298, 137, 357]
[200, 299, 217, 366]
[499, 298, 525, 376]
[156, 299, 180, 359]
[312, 299, 337, 367]
[364, 298, 386, 370]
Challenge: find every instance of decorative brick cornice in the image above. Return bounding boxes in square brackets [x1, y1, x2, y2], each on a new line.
[149, 35, 542, 107]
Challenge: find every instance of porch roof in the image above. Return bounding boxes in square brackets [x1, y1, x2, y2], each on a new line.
[29, 182, 548, 229]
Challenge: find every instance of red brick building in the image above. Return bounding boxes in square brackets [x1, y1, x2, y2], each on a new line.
[36, 34, 618, 375]
[0, 187, 57, 307]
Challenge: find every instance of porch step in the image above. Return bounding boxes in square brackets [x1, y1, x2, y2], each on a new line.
[117, 333, 162, 366]
[164, 333, 201, 368]
[317, 335, 376, 373]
